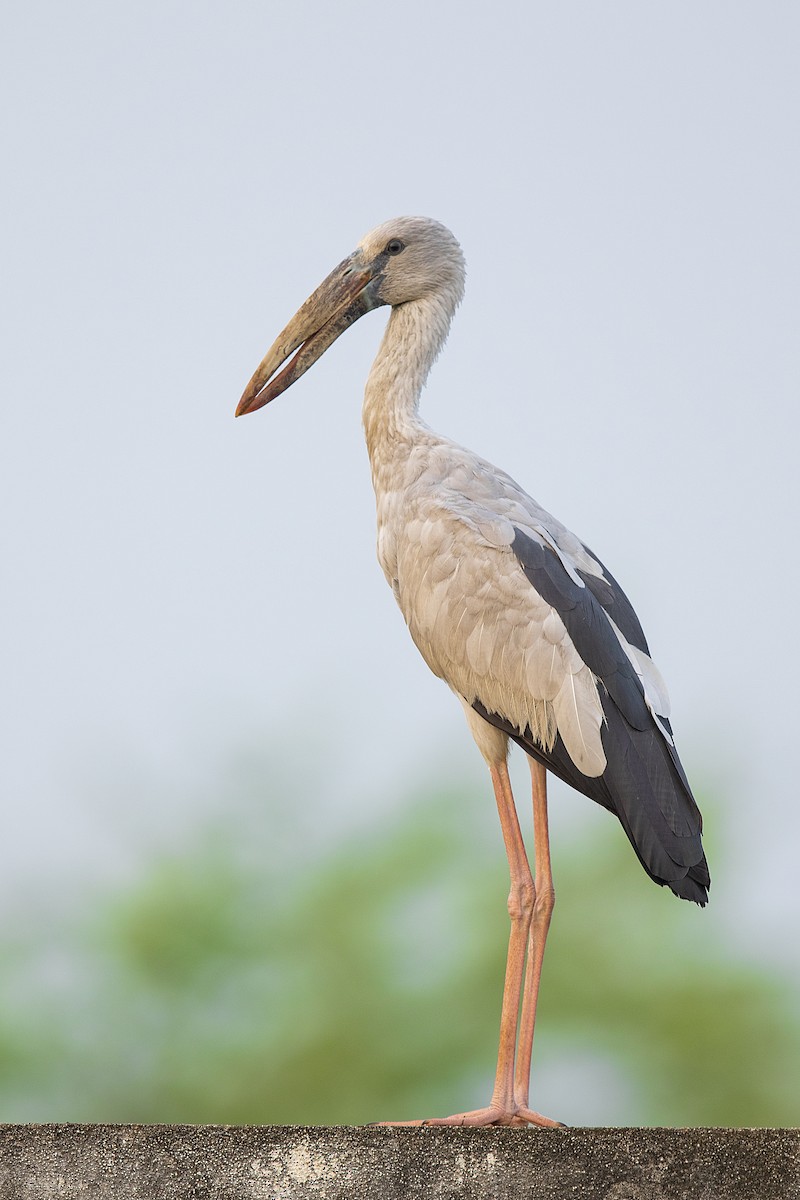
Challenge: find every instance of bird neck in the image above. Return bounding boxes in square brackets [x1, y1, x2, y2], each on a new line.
[362, 292, 455, 481]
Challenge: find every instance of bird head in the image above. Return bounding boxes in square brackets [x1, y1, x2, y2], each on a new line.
[235, 216, 465, 416]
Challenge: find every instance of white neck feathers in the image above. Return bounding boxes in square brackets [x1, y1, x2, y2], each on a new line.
[362, 290, 457, 467]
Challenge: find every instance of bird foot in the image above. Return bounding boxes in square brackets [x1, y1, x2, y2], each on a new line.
[375, 1103, 564, 1129]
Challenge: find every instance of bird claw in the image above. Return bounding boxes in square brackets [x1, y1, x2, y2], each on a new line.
[373, 1104, 564, 1129]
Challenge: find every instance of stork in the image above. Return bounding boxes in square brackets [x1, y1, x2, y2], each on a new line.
[236, 217, 709, 1128]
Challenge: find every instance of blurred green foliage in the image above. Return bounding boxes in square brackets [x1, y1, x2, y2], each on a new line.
[0, 764, 797, 1126]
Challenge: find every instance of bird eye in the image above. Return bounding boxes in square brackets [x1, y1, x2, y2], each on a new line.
[385, 239, 405, 256]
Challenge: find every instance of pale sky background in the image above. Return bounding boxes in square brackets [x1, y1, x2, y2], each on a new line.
[2, 1, 798, 970]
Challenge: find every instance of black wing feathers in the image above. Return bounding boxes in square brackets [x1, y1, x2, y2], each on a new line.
[474, 696, 709, 906]
[511, 530, 649, 732]
[577, 545, 650, 655]
[480, 528, 710, 906]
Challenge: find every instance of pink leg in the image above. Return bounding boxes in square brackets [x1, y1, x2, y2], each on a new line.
[380, 759, 560, 1128]
[513, 758, 556, 1121]
[474, 760, 536, 1119]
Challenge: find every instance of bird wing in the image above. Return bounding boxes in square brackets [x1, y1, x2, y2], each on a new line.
[506, 525, 708, 900]
[391, 454, 708, 904]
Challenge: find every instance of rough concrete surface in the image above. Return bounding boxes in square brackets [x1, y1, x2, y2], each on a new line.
[0, 1125, 798, 1200]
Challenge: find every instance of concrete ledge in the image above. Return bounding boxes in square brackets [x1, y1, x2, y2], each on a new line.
[0, 1124, 798, 1199]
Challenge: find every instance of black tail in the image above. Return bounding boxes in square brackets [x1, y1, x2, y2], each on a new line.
[473, 698, 710, 906]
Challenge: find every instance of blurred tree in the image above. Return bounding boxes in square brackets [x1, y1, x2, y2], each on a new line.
[0, 764, 797, 1126]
